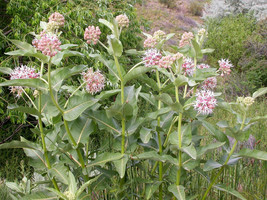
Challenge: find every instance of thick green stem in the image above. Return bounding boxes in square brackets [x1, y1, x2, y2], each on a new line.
[202, 113, 247, 200]
[38, 62, 59, 191]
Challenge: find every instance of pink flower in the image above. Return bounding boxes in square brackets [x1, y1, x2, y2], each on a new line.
[202, 77, 217, 90]
[194, 90, 217, 115]
[84, 26, 101, 45]
[171, 53, 184, 62]
[144, 37, 157, 48]
[115, 14, 129, 28]
[82, 68, 105, 94]
[33, 33, 61, 57]
[182, 58, 195, 76]
[49, 12, 65, 27]
[159, 55, 174, 68]
[9, 65, 40, 97]
[143, 49, 162, 67]
[218, 59, 234, 76]
[179, 32, 194, 48]
[197, 63, 210, 69]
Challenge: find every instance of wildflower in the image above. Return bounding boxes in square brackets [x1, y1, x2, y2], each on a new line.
[144, 37, 157, 48]
[159, 55, 174, 69]
[82, 68, 105, 94]
[198, 28, 207, 36]
[243, 97, 254, 107]
[115, 14, 129, 28]
[218, 59, 234, 76]
[182, 58, 195, 76]
[143, 49, 162, 67]
[48, 12, 65, 27]
[34, 33, 61, 57]
[179, 32, 194, 48]
[63, 191, 75, 200]
[46, 21, 59, 33]
[194, 90, 217, 115]
[202, 77, 217, 90]
[9, 65, 40, 97]
[197, 63, 210, 69]
[84, 26, 101, 45]
[171, 52, 184, 62]
[153, 30, 166, 42]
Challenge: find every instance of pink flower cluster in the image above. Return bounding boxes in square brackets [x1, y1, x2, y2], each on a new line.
[49, 12, 65, 27]
[194, 90, 217, 115]
[33, 32, 62, 57]
[9, 65, 40, 97]
[182, 58, 195, 76]
[159, 55, 174, 69]
[84, 26, 101, 45]
[197, 63, 210, 69]
[218, 59, 234, 76]
[153, 30, 166, 42]
[144, 37, 157, 48]
[143, 49, 162, 67]
[202, 77, 217, 90]
[115, 14, 129, 28]
[179, 32, 194, 48]
[82, 68, 105, 94]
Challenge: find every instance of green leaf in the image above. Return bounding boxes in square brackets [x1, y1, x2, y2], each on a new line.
[125, 49, 144, 55]
[124, 66, 152, 84]
[182, 144, 197, 159]
[133, 151, 165, 162]
[140, 127, 153, 143]
[107, 35, 123, 57]
[0, 78, 47, 91]
[7, 105, 41, 117]
[249, 115, 267, 123]
[60, 44, 78, 50]
[214, 184, 247, 200]
[252, 87, 267, 98]
[191, 39, 203, 59]
[168, 184, 186, 200]
[51, 50, 84, 66]
[87, 152, 123, 168]
[174, 75, 188, 87]
[201, 121, 228, 143]
[49, 164, 69, 185]
[197, 142, 225, 157]
[68, 171, 77, 195]
[77, 176, 99, 197]
[169, 124, 192, 146]
[139, 92, 157, 107]
[0, 67, 12, 74]
[99, 19, 114, 33]
[235, 149, 267, 161]
[216, 120, 229, 128]
[145, 182, 162, 200]
[20, 192, 58, 200]
[0, 140, 37, 150]
[10, 39, 35, 52]
[201, 48, 215, 54]
[204, 160, 222, 171]
[113, 155, 129, 178]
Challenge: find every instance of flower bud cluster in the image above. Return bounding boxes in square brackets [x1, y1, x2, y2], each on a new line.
[218, 59, 234, 76]
[198, 28, 207, 36]
[182, 58, 195, 76]
[172, 52, 184, 62]
[9, 65, 40, 97]
[144, 37, 157, 48]
[63, 191, 75, 200]
[143, 49, 162, 67]
[194, 90, 217, 115]
[197, 63, 210, 69]
[84, 26, 101, 45]
[179, 32, 194, 48]
[115, 14, 129, 28]
[33, 33, 62, 57]
[153, 30, 166, 42]
[82, 68, 105, 94]
[159, 55, 174, 69]
[48, 12, 65, 27]
[202, 77, 217, 90]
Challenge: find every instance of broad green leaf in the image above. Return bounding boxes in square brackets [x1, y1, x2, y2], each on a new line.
[20, 192, 58, 200]
[182, 144, 197, 159]
[60, 44, 78, 50]
[64, 94, 98, 121]
[191, 39, 203, 59]
[5, 182, 23, 193]
[95, 89, 120, 101]
[77, 176, 99, 197]
[145, 107, 172, 121]
[158, 93, 174, 106]
[174, 75, 188, 87]
[107, 35, 123, 57]
[201, 121, 228, 143]
[68, 171, 77, 194]
[252, 87, 267, 98]
[124, 66, 152, 84]
[142, 32, 152, 38]
[51, 50, 84, 66]
[168, 184, 186, 200]
[169, 124, 192, 146]
[235, 149, 267, 161]
[10, 39, 35, 52]
[140, 127, 153, 143]
[249, 115, 267, 123]
[0, 78, 47, 90]
[113, 155, 129, 178]
[87, 152, 123, 168]
[139, 92, 157, 107]
[145, 182, 162, 200]
[0, 140, 37, 150]
[214, 184, 247, 200]
[133, 151, 165, 162]
[7, 105, 41, 117]
[5, 49, 28, 56]
[203, 160, 222, 171]
[49, 164, 69, 185]
[125, 49, 144, 55]
[24, 148, 46, 169]
[138, 74, 159, 92]
[216, 120, 229, 128]
[0, 67, 12, 74]
[201, 48, 215, 54]
[99, 19, 114, 33]
[197, 142, 225, 157]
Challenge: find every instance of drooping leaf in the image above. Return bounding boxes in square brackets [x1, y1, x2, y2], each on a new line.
[49, 164, 69, 185]
[182, 144, 197, 159]
[168, 184, 186, 200]
[197, 142, 225, 157]
[107, 35, 123, 57]
[145, 181, 162, 200]
[99, 19, 114, 33]
[235, 149, 267, 161]
[113, 155, 129, 178]
[87, 152, 123, 168]
[10, 39, 36, 52]
[191, 39, 203, 59]
[0, 78, 47, 90]
[7, 104, 41, 117]
[252, 87, 267, 98]
[203, 160, 222, 171]
[140, 127, 153, 143]
[0, 140, 38, 150]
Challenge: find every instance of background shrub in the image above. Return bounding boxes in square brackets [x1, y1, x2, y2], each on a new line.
[189, 0, 204, 16]
[158, 0, 176, 9]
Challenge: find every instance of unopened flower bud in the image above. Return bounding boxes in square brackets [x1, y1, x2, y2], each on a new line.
[243, 97, 254, 107]
[63, 191, 75, 200]
[48, 12, 65, 27]
[179, 32, 194, 48]
[84, 26, 101, 45]
[144, 37, 157, 48]
[115, 14, 129, 28]
[153, 30, 166, 42]
[198, 28, 207, 36]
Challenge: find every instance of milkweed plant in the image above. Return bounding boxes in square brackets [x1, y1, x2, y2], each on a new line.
[0, 12, 266, 200]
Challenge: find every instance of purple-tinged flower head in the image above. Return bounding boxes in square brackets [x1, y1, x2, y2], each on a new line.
[179, 32, 194, 48]
[202, 77, 217, 90]
[182, 58, 195, 77]
[159, 55, 174, 69]
[194, 90, 217, 115]
[218, 59, 234, 76]
[35, 33, 61, 57]
[143, 49, 162, 67]
[84, 26, 101, 45]
[153, 30, 166, 42]
[82, 68, 105, 94]
[115, 14, 129, 28]
[9, 65, 40, 97]
[48, 12, 65, 27]
[197, 63, 210, 69]
[144, 37, 157, 48]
